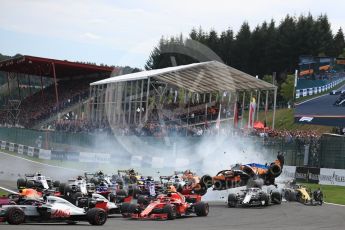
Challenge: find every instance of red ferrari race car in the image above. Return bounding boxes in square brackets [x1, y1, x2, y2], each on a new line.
[200, 154, 285, 191]
[123, 186, 209, 220]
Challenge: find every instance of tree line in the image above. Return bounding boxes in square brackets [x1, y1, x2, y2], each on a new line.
[145, 13, 345, 88]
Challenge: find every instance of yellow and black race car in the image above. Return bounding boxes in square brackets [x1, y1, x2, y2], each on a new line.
[283, 182, 323, 205]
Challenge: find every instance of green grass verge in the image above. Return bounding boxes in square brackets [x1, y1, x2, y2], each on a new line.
[0, 188, 8, 197]
[301, 183, 345, 205]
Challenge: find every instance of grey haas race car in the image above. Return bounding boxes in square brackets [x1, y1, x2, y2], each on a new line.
[227, 187, 282, 208]
[0, 195, 107, 225]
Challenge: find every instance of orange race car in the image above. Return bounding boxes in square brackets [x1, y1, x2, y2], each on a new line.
[200, 154, 284, 191]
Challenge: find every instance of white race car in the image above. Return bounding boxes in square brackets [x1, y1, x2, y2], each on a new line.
[17, 172, 59, 190]
[227, 187, 282, 207]
[0, 196, 107, 225]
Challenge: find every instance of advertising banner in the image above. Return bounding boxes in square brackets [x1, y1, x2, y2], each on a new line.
[79, 152, 95, 163]
[27, 147, 34, 157]
[319, 168, 345, 186]
[17, 145, 24, 154]
[281, 165, 296, 180]
[51, 150, 65, 161]
[95, 153, 110, 164]
[9, 143, 14, 152]
[295, 166, 320, 183]
[1, 141, 6, 150]
[295, 166, 308, 182]
[307, 167, 320, 183]
[65, 152, 80, 161]
[39, 149, 52, 160]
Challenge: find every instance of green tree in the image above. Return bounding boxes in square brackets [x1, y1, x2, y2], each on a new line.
[232, 22, 252, 73]
[332, 28, 345, 57]
[280, 75, 295, 102]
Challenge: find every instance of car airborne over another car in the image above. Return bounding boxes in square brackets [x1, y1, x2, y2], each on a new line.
[200, 154, 285, 191]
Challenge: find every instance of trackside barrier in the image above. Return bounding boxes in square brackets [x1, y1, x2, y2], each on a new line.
[319, 168, 345, 186]
[0, 139, 110, 164]
[2, 138, 345, 186]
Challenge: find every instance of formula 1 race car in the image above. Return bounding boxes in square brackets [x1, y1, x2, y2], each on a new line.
[227, 187, 282, 208]
[334, 92, 345, 106]
[0, 195, 107, 225]
[59, 176, 95, 196]
[17, 172, 60, 191]
[76, 193, 120, 215]
[123, 186, 209, 220]
[283, 183, 323, 205]
[85, 171, 117, 198]
[200, 154, 285, 191]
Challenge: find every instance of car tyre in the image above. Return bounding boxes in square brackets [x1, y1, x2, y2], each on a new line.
[194, 202, 209, 216]
[17, 178, 26, 189]
[6, 207, 25, 225]
[227, 194, 237, 208]
[163, 204, 177, 220]
[86, 208, 107, 225]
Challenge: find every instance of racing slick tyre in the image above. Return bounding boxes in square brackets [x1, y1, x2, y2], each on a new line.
[128, 185, 140, 199]
[26, 180, 35, 188]
[109, 193, 116, 203]
[137, 195, 149, 205]
[59, 183, 66, 194]
[71, 192, 83, 204]
[86, 208, 107, 225]
[284, 190, 296, 201]
[120, 203, 131, 217]
[64, 185, 72, 194]
[200, 175, 213, 188]
[17, 178, 26, 189]
[227, 194, 237, 208]
[6, 207, 25, 225]
[128, 204, 141, 215]
[53, 180, 60, 188]
[115, 189, 128, 203]
[261, 193, 270, 206]
[271, 191, 282, 204]
[163, 204, 177, 220]
[90, 178, 99, 185]
[193, 183, 208, 196]
[127, 184, 135, 196]
[194, 202, 209, 216]
[296, 192, 304, 204]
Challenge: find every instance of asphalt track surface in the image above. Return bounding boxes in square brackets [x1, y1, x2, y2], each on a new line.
[1, 151, 345, 230]
[295, 84, 345, 117]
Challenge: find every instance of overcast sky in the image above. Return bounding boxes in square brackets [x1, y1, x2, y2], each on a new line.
[0, 0, 344, 68]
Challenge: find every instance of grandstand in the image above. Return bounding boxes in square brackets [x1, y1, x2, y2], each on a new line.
[89, 61, 277, 136]
[0, 55, 116, 129]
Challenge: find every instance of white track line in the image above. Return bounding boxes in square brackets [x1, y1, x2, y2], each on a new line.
[295, 94, 328, 106]
[325, 202, 345, 207]
[0, 151, 79, 172]
[0, 186, 18, 194]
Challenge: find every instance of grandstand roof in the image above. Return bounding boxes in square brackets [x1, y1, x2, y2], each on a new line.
[0, 55, 115, 79]
[91, 61, 276, 92]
